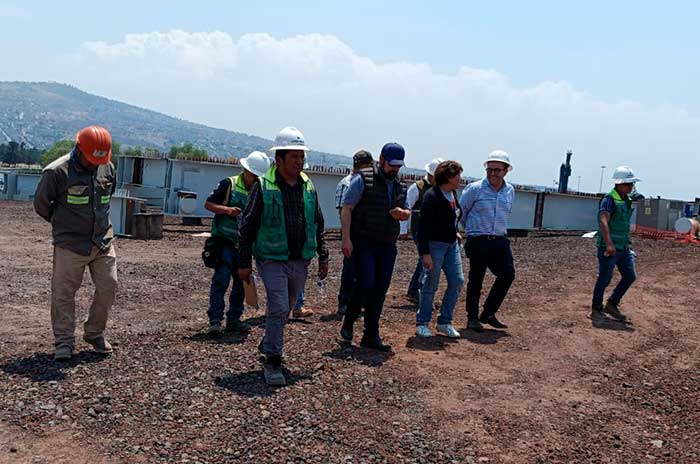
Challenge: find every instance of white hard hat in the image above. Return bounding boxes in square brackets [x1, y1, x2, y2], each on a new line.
[425, 157, 445, 176]
[612, 165, 641, 184]
[270, 127, 310, 152]
[483, 150, 513, 172]
[240, 151, 271, 177]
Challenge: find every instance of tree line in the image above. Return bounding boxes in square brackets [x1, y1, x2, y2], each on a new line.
[0, 140, 209, 167]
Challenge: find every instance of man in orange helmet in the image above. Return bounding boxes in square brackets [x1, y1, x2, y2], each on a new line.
[34, 125, 118, 361]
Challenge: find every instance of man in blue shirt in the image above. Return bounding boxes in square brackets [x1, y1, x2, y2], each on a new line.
[459, 150, 516, 332]
[339, 143, 410, 351]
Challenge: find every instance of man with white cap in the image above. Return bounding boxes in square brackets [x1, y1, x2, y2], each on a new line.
[204, 151, 270, 335]
[238, 127, 329, 386]
[402, 157, 444, 304]
[591, 166, 641, 322]
[459, 150, 516, 332]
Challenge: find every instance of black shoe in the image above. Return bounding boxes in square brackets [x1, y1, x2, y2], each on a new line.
[467, 319, 484, 332]
[225, 319, 251, 333]
[360, 337, 392, 352]
[590, 304, 607, 321]
[479, 315, 508, 329]
[340, 318, 354, 342]
[602, 301, 627, 322]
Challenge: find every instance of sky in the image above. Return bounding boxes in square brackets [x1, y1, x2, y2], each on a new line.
[1, 0, 699, 198]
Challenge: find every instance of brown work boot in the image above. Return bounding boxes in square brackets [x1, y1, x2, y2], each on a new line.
[292, 306, 314, 318]
[602, 302, 627, 321]
[83, 335, 113, 354]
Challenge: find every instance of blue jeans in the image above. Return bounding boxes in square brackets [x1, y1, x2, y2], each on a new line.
[346, 239, 398, 340]
[207, 244, 244, 325]
[592, 248, 637, 306]
[416, 241, 465, 326]
[294, 289, 305, 310]
[407, 232, 422, 297]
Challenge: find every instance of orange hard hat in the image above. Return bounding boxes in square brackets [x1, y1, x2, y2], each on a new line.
[76, 126, 112, 165]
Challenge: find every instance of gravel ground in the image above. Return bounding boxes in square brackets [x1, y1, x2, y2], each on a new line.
[1, 200, 699, 463]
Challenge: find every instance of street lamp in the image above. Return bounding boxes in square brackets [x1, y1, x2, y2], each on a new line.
[577, 176, 581, 192]
[599, 165, 606, 193]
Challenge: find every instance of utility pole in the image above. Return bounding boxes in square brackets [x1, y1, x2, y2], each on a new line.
[599, 165, 606, 193]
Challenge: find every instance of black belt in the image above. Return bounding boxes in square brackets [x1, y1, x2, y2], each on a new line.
[468, 234, 506, 241]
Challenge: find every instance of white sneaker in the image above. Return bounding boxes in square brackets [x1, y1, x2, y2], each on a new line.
[415, 325, 432, 338]
[436, 324, 461, 339]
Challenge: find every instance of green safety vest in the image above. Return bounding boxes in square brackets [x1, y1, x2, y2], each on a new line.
[210, 175, 249, 243]
[597, 188, 633, 250]
[254, 166, 318, 261]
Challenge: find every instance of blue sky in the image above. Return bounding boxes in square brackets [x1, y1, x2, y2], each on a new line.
[2, 1, 699, 197]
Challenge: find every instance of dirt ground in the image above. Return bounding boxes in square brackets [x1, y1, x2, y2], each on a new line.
[1, 199, 699, 464]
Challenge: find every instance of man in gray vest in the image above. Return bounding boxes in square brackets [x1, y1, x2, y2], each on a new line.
[403, 158, 443, 303]
[204, 151, 270, 335]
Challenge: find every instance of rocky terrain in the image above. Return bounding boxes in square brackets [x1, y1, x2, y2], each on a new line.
[1, 200, 699, 463]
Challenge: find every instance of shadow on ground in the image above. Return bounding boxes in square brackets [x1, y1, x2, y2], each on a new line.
[460, 328, 511, 345]
[1, 351, 108, 382]
[323, 342, 393, 367]
[592, 318, 635, 332]
[215, 368, 312, 397]
[405, 335, 459, 351]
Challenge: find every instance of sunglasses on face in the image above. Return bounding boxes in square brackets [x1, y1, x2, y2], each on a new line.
[485, 168, 505, 174]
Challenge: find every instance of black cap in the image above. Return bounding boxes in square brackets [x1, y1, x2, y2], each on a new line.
[353, 149, 373, 168]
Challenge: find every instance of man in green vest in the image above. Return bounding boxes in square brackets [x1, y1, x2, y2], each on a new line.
[204, 151, 270, 336]
[591, 165, 641, 322]
[238, 127, 329, 386]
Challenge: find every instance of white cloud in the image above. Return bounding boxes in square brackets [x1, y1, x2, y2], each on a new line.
[56, 30, 699, 198]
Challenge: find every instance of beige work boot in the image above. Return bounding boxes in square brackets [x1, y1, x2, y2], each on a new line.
[83, 335, 113, 354]
[292, 306, 314, 318]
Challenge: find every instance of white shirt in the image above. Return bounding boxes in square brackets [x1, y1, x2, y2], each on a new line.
[400, 176, 429, 235]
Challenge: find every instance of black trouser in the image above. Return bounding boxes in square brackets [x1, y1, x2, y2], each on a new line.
[465, 235, 515, 321]
[344, 239, 398, 340]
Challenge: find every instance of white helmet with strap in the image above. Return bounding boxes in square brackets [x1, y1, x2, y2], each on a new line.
[612, 166, 641, 184]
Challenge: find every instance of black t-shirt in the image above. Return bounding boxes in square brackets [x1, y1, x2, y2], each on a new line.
[206, 178, 233, 205]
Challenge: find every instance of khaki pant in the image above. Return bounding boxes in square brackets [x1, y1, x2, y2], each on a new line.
[51, 244, 118, 350]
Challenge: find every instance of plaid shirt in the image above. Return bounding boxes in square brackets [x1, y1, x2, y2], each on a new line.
[238, 169, 328, 269]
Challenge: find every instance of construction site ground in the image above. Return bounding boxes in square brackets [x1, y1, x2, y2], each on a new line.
[1, 199, 699, 464]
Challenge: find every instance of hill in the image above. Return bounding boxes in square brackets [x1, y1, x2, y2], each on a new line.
[0, 81, 352, 167]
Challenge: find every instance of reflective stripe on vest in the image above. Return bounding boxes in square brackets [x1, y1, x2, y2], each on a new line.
[67, 195, 89, 205]
[100, 195, 111, 204]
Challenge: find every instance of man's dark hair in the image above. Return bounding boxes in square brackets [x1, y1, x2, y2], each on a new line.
[434, 160, 464, 186]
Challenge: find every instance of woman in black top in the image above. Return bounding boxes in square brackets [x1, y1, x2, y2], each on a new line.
[415, 161, 465, 338]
